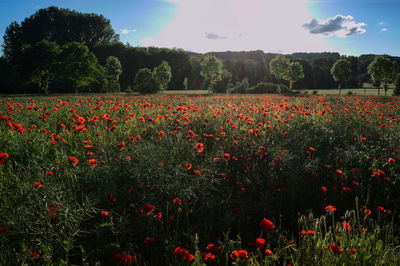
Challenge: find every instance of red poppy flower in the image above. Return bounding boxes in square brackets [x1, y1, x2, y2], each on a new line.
[377, 206, 386, 213]
[223, 153, 230, 161]
[349, 248, 357, 254]
[265, 249, 272, 256]
[173, 198, 182, 205]
[329, 244, 343, 254]
[255, 238, 266, 248]
[203, 252, 216, 262]
[388, 158, 395, 163]
[335, 170, 343, 176]
[0, 152, 9, 165]
[325, 205, 336, 213]
[0, 227, 8, 234]
[260, 218, 275, 232]
[68, 156, 78, 165]
[100, 210, 110, 217]
[114, 253, 136, 264]
[153, 212, 162, 222]
[195, 143, 204, 153]
[34, 182, 42, 188]
[205, 243, 221, 254]
[230, 250, 248, 260]
[118, 141, 125, 149]
[141, 203, 155, 215]
[341, 222, 352, 231]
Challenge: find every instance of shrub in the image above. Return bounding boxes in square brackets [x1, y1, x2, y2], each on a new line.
[229, 78, 249, 94]
[247, 82, 288, 94]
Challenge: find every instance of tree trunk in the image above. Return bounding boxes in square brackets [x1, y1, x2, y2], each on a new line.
[339, 83, 341, 95]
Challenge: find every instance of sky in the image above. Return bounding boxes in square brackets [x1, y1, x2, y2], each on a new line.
[0, 0, 400, 56]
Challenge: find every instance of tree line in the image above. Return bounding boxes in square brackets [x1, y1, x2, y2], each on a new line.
[1, 6, 400, 94]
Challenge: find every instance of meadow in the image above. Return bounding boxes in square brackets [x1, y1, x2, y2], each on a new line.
[1, 94, 400, 265]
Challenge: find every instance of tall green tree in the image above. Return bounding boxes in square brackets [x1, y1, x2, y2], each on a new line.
[17, 39, 60, 94]
[269, 55, 290, 84]
[105, 56, 122, 92]
[57, 42, 102, 93]
[200, 55, 223, 93]
[270, 55, 304, 90]
[152, 61, 172, 92]
[134, 68, 154, 94]
[331, 58, 352, 95]
[367, 56, 397, 96]
[2, 6, 119, 62]
[287, 62, 304, 90]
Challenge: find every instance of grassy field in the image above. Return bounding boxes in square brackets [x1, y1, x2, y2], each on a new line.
[1, 94, 400, 265]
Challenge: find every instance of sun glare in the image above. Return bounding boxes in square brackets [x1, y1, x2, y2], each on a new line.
[142, 0, 333, 53]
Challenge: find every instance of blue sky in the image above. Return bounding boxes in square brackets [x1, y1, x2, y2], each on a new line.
[1, 0, 399, 56]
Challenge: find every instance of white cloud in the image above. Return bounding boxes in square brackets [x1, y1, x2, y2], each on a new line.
[303, 14, 366, 37]
[141, 0, 335, 53]
[378, 21, 387, 26]
[121, 29, 137, 35]
[381, 28, 388, 31]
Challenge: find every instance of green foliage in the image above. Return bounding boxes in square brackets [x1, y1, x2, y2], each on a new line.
[18, 39, 60, 94]
[105, 56, 122, 92]
[1, 95, 400, 264]
[229, 78, 249, 94]
[214, 69, 232, 93]
[331, 58, 352, 94]
[288, 61, 304, 89]
[270, 55, 291, 81]
[133, 61, 172, 94]
[57, 42, 103, 93]
[2, 6, 119, 63]
[152, 60, 172, 92]
[270, 55, 304, 90]
[134, 68, 154, 93]
[393, 74, 400, 96]
[368, 56, 397, 96]
[247, 82, 288, 94]
[15, 40, 105, 94]
[312, 57, 338, 89]
[200, 55, 223, 93]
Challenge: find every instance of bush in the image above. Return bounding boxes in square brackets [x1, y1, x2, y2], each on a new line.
[229, 78, 249, 94]
[247, 82, 289, 94]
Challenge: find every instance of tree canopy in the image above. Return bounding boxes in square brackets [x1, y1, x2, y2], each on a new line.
[200, 55, 223, 93]
[2, 6, 119, 62]
[331, 58, 352, 94]
[105, 56, 123, 92]
[152, 61, 172, 92]
[368, 56, 397, 96]
[270, 55, 304, 90]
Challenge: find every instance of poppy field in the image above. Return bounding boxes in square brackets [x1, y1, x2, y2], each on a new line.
[1, 94, 400, 265]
